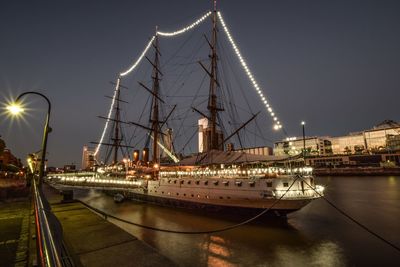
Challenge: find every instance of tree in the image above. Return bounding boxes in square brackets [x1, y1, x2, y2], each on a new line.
[0, 136, 5, 156]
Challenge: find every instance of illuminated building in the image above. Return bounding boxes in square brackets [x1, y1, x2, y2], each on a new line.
[329, 120, 400, 154]
[198, 118, 224, 153]
[81, 145, 96, 170]
[274, 137, 332, 156]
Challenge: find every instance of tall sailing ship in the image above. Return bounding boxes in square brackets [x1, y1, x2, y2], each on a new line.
[51, 2, 324, 217]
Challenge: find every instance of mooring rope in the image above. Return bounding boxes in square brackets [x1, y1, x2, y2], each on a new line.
[78, 176, 300, 234]
[302, 180, 400, 253]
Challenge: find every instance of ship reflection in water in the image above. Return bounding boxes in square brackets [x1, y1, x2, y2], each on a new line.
[75, 176, 400, 266]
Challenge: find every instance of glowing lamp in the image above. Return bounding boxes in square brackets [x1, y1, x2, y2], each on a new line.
[6, 103, 24, 115]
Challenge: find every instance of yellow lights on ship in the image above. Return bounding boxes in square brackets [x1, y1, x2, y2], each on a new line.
[273, 124, 279, 130]
[154, 163, 159, 169]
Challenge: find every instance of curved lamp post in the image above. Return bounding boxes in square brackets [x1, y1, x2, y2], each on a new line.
[7, 91, 51, 185]
[7, 92, 63, 267]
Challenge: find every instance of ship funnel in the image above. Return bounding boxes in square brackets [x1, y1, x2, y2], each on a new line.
[133, 150, 140, 162]
[142, 148, 149, 163]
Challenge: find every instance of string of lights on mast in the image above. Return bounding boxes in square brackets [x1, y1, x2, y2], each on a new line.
[94, 10, 283, 156]
[217, 12, 282, 131]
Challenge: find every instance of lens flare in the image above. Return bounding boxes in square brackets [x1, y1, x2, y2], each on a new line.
[7, 103, 25, 115]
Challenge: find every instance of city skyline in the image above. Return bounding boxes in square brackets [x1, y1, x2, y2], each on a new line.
[1, 0, 400, 166]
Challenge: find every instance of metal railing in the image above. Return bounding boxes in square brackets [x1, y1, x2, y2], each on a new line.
[33, 177, 73, 266]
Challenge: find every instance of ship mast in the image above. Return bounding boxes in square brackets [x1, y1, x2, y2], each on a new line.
[151, 31, 161, 164]
[207, 0, 223, 151]
[112, 86, 121, 164]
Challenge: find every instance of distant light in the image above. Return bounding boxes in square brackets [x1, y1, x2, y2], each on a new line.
[6, 103, 24, 115]
[301, 121, 306, 125]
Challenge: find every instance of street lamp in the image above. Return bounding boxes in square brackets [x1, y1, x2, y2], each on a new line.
[6, 92, 51, 185]
[301, 121, 306, 158]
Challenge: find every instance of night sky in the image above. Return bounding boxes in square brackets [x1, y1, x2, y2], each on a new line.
[1, 0, 399, 167]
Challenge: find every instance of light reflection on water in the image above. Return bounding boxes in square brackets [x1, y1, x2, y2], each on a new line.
[74, 176, 400, 266]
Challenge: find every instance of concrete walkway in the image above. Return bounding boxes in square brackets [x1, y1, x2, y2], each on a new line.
[44, 185, 176, 267]
[0, 200, 31, 267]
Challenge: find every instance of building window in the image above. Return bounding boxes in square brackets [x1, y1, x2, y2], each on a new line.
[187, 180, 191, 185]
[204, 181, 208, 185]
[195, 181, 200, 185]
[283, 182, 289, 187]
[267, 182, 272, 187]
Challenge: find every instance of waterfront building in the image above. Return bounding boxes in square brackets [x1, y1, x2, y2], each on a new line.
[64, 164, 76, 172]
[234, 145, 273, 156]
[274, 137, 332, 156]
[81, 145, 96, 170]
[329, 134, 365, 154]
[0, 148, 22, 168]
[305, 153, 400, 167]
[198, 118, 224, 153]
[329, 120, 400, 154]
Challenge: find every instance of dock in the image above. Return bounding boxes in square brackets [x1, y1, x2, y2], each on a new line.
[43, 184, 176, 267]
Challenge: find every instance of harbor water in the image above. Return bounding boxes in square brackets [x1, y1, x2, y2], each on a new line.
[75, 176, 400, 266]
